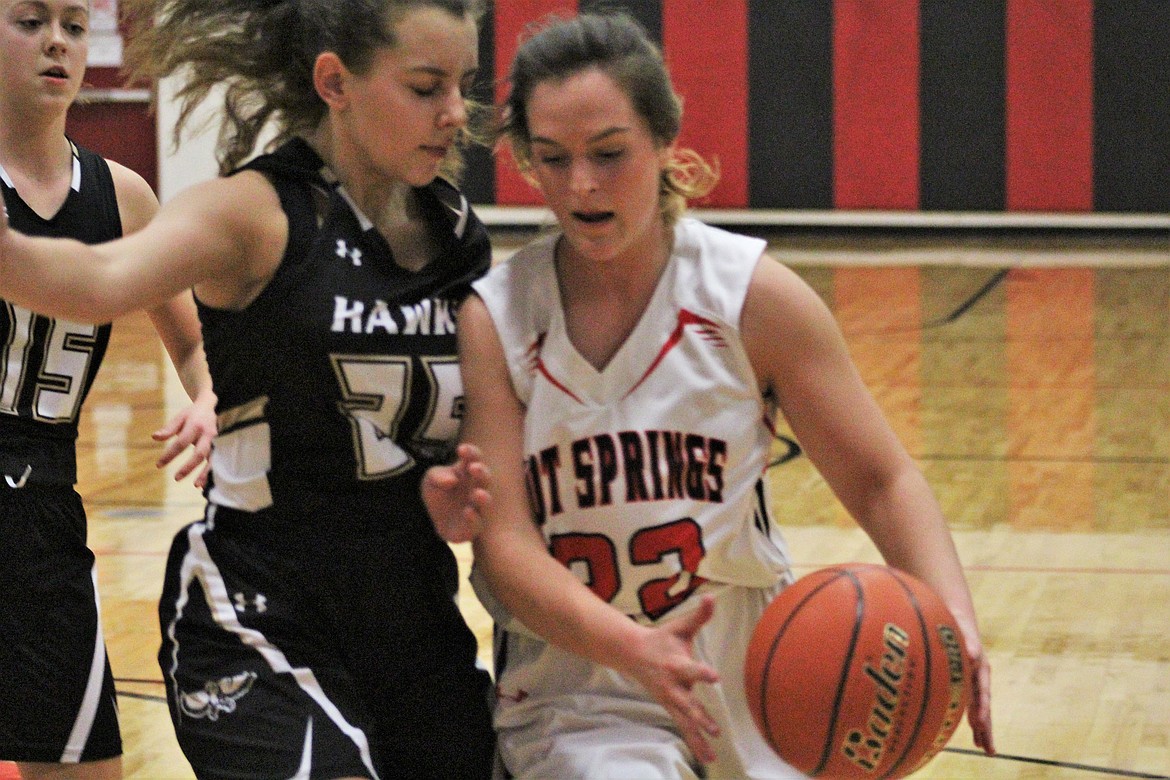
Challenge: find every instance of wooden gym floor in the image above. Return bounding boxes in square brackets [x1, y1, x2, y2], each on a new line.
[44, 230, 1170, 778]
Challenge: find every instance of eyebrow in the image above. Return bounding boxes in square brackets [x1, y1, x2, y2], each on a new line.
[13, 1, 89, 13]
[531, 127, 631, 147]
[15, 1, 88, 10]
[409, 65, 479, 80]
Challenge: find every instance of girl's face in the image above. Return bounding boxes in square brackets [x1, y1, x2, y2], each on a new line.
[524, 67, 670, 269]
[0, 0, 89, 113]
[337, 6, 478, 188]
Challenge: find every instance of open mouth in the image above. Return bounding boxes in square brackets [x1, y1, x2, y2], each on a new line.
[573, 211, 614, 224]
[41, 66, 69, 79]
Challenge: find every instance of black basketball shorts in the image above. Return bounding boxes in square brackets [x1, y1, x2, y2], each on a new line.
[0, 483, 121, 763]
[158, 506, 495, 780]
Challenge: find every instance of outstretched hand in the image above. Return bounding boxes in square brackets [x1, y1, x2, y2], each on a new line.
[422, 442, 493, 543]
[153, 398, 216, 488]
[623, 595, 722, 765]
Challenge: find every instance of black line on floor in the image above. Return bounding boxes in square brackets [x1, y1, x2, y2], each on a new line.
[943, 747, 1169, 779]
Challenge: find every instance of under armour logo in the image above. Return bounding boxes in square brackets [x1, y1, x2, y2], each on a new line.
[336, 239, 363, 266]
[233, 592, 268, 613]
[179, 671, 257, 721]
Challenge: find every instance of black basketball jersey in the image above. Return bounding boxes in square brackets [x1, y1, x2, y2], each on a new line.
[0, 142, 120, 485]
[199, 139, 490, 532]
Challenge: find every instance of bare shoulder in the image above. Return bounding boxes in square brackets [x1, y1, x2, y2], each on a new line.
[743, 252, 835, 333]
[148, 170, 284, 258]
[741, 252, 846, 390]
[173, 170, 283, 234]
[169, 170, 288, 308]
[106, 158, 159, 234]
[107, 170, 288, 310]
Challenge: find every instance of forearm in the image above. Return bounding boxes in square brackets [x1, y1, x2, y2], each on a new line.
[859, 468, 979, 630]
[473, 525, 649, 671]
[173, 348, 216, 407]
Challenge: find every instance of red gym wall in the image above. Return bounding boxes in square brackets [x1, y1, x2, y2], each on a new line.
[65, 1, 1168, 216]
[463, 0, 1169, 214]
[65, 66, 156, 192]
[64, 1, 156, 193]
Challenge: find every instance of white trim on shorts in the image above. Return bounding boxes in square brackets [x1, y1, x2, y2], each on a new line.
[162, 514, 381, 779]
[60, 565, 108, 763]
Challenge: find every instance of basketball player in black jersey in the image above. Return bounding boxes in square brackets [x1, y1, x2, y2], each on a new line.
[0, 2, 216, 778]
[0, 1, 494, 778]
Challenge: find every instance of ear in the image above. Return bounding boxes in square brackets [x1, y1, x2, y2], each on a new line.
[313, 52, 348, 109]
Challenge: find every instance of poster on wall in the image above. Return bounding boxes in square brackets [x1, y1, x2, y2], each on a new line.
[87, 0, 122, 67]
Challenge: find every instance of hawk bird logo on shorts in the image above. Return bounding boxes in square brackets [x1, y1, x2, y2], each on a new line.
[179, 671, 258, 721]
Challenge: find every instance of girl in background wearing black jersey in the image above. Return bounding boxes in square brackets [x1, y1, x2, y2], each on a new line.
[0, 1, 495, 778]
[0, 1, 215, 778]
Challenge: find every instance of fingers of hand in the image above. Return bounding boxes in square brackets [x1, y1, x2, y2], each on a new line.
[155, 438, 185, 468]
[172, 453, 203, 482]
[426, 466, 458, 490]
[671, 598, 716, 644]
[664, 698, 718, 764]
[972, 659, 995, 754]
[680, 726, 716, 766]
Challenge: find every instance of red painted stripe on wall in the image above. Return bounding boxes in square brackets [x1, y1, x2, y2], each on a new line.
[1006, 0, 1094, 211]
[832, 0, 921, 209]
[493, 0, 578, 206]
[662, 0, 749, 207]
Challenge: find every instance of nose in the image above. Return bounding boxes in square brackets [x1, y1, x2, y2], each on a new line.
[45, 21, 69, 55]
[438, 87, 468, 130]
[569, 160, 598, 195]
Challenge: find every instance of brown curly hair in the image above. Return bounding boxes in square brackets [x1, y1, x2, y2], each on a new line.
[122, 0, 485, 176]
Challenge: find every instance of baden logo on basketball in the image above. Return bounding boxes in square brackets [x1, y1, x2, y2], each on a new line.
[744, 563, 972, 779]
[841, 622, 911, 772]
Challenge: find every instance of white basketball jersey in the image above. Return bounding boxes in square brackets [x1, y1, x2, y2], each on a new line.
[475, 219, 793, 626]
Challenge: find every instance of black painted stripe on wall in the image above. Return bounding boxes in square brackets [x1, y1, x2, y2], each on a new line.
[919, 1, 1005, 211]
[747, 0, 834, 209]
[579, 0, 662, 44]
[1094, 1, 1170, 213]
[462, 8, 496, 204]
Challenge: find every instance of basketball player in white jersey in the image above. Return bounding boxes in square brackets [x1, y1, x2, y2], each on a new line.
[0, 1, 215, 777]
[425, 13, 995, 779]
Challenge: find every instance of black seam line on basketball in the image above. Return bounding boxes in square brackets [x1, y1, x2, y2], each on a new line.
[880, 569, 933, 780]
[115, 690, 167, 703]
[942, 747, 1170, 780]
[757, 570, 850, 763]
[813, 568, 864, 776]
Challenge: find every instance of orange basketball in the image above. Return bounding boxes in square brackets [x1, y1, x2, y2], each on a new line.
[744, 563, 970, 778]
